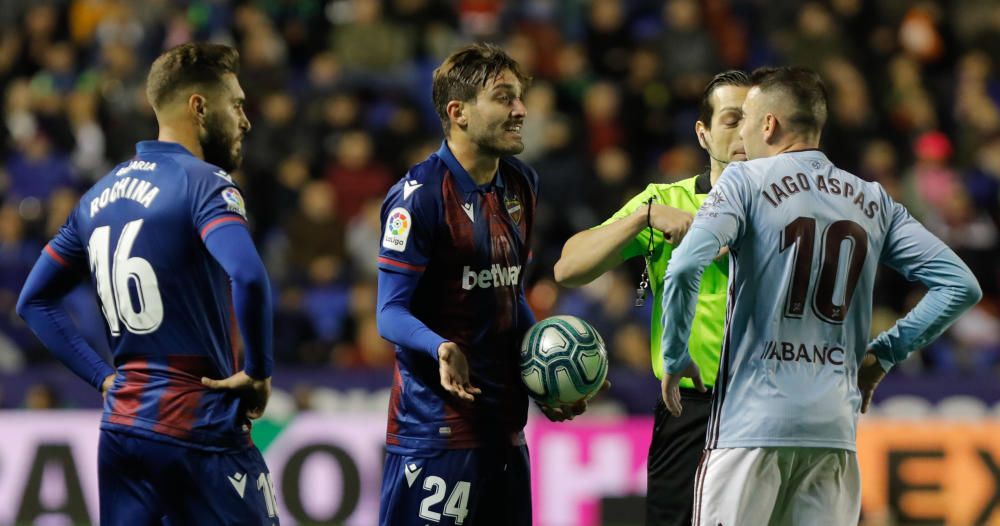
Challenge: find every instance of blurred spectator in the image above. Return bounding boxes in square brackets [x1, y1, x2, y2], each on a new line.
[612, 322, 652, 374]
[324, 129, 393, 220]
[822, 57, 881, 171]
[784, 2, 852, 69]
[620, 47, 672, 167]
[0, 0, 996, 394]
[582, 81, 623, 157]
[66, 90, 107, 181]
[23, 382, 58, 409]
[346, 198, 383, 282]
[283, 180, 346, 277]
[903, 130, 959, 219]
[886, 54, 939, 137]
[5, 132, 73, 201]
[658, 0, 720, 100]
[329, 0, 415, 81]
[586, 0, 631, 79]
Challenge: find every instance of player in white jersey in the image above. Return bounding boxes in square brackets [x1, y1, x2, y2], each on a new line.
[658, 67, 982, 525]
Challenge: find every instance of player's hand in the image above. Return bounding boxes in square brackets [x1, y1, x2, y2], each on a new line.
[537, 380, 611, 422]
[201, 371, 272, 419]
[438, 342, 481, 402]
[858, 351, 886, 414]
[715, 246, 730, 261]
[661, 361, 705, 417]
[649, 205, 694, 244]
[100, 374, 115, 400]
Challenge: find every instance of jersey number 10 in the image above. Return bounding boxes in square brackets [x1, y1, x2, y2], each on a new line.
[780, 217, 868, 324]
[88, 219, 164, 336]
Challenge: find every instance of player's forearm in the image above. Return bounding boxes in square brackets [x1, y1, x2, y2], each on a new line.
[660, 227, 720, 374]
[203, 225, 274, 379]
[229, 264, 273, 379]
[869, 253, 982, 371]
[554, 211, 643, 287]
[16, 255, 115, 391]
[376, 304, 448, 359]
[376, 269, 448, 360]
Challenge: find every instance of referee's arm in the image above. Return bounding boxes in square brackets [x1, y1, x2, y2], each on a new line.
[555, 204, 693, 287]
[555, 210, 644, 286]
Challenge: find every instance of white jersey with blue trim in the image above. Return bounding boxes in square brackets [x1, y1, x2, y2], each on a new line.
[674, 150, 965, 451]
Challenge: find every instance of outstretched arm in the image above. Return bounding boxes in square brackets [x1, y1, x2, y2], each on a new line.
[554, 203, 694, 287]
[554, 211, 643, 287]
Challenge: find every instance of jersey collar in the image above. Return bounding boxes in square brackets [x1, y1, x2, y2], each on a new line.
[695, 171, 712, 194]
[436, 141, 505, 195]
[782, 148, 829, 160]
[136, 140, 196, 157]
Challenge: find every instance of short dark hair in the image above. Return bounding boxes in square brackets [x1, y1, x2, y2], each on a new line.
[698, 70, 750, 129]
[432, 43, 531, 134]
[749, 66, 828, 136]
[146, 43, 240, 111]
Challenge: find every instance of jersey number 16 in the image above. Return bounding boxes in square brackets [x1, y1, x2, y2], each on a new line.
[88, 219, 164, 336]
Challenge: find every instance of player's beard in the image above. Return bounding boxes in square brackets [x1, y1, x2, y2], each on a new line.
[200, 111, 243, 172]
[473, 119, 525, 157]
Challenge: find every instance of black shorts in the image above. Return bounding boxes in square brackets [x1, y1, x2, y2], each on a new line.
[646, 388, 713, 526]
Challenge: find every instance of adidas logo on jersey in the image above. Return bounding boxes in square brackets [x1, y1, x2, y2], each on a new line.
[462, 264, 521, 290]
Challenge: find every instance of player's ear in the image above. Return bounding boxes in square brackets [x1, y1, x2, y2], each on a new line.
[695, 121, 710, 150]
[762, 113, 777, 144]
[188, 94, 207, 124]
[447, 100, 467, 128]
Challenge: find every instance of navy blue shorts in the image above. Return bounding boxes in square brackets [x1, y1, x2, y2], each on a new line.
[98, 429, 279, 526]
[379, 445, 531, 526]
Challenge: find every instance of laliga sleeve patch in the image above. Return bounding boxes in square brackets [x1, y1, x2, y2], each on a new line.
[383, 207, 412, 252]
[221, 187, 247, 219]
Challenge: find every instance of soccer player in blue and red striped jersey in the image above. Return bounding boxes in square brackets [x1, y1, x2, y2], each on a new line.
[375, 43, 597, 526]
[16, 43, 279, 525]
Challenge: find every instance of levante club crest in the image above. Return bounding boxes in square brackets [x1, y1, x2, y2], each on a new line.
[505, 196, 522, 225]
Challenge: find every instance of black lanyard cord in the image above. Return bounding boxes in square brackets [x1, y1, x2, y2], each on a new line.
[635, 197, 655, 307]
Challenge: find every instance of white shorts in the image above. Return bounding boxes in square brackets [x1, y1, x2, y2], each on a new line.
[693, 447, 860, 526]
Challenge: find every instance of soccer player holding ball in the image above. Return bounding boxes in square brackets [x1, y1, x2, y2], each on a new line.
[554, 70, 750, 525]
[375, 43, 598, 526]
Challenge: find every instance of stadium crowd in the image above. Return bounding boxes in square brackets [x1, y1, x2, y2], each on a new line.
[1, 0, 998, 410]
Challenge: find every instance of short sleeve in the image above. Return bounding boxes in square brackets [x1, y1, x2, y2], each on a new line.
[377, 177, 437, 275]
[45, 207, 86, 269]
[598, 184, 659, 260]
[189, 166, 248, 240]
[689, 163, 752, 248]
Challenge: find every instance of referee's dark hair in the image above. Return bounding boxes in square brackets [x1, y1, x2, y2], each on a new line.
[698, 70, 751, 129]
[749, 66, 829, 138]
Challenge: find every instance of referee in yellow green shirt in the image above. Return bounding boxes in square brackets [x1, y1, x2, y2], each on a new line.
[554, 70, 750, 526]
